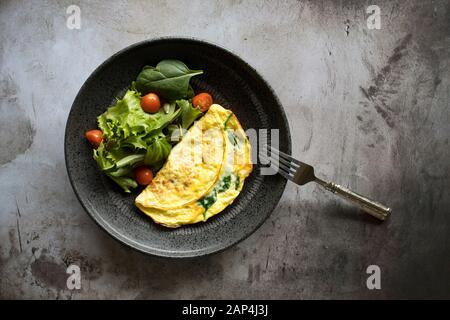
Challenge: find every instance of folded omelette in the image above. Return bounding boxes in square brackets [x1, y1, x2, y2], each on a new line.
[135, 104, 253, 228]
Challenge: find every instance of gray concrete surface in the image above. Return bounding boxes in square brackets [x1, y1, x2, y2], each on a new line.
[1, 0, 449, 299]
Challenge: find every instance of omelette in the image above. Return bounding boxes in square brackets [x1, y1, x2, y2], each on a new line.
[135, 104, 253, 228]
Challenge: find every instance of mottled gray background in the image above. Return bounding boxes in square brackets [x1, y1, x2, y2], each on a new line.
[1, 0, 449, 299]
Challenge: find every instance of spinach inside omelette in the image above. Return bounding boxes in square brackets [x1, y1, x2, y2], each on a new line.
[135, 104, 253, 228]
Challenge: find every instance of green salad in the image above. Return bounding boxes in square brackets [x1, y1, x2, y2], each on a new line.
[84, 60, 214, 192]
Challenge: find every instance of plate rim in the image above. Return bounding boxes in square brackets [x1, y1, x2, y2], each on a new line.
[64, 36, 292, 258]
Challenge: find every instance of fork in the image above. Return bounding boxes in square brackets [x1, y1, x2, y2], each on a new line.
[259, 146, 391, 221]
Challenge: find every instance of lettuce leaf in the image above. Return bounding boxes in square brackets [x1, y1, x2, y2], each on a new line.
[97, 90, 181, 140]
[144, 135, 172, 169]
[108, 175, 138, 193]
[176, 99, 203, 129]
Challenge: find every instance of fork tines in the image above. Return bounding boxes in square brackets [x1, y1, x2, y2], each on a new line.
[259, 145, 316, 185]
[259, 145, 298, 182]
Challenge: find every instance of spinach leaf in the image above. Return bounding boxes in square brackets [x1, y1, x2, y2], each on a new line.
[223, 113, 233, 129]
[198, 190, 218, 218]
[135, 60, 203, 100]
[234, 175, 240, 190]
[186, 84, 195, 99]
[198, 175, 233, 218]
[217, 175, 232, 193]
[227, 130, 239, 146]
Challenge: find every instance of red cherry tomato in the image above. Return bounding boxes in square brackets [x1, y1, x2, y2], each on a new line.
[192, 92, 213, 113]
[85, 129, 103, 149]
[140, 93, 161, 113]
[134, 166, 153, 185]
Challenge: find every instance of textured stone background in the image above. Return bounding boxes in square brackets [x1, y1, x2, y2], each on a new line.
[1, 0, 449, 299]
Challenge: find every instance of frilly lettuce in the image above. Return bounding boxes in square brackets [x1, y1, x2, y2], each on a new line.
[97, 90, 181, 139]
[176, 99, 202, 129]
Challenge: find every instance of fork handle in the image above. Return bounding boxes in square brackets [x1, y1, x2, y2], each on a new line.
[315, 179, 391, 221]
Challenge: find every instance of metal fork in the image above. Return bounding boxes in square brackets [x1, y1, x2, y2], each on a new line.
[259, 146, 391, 221]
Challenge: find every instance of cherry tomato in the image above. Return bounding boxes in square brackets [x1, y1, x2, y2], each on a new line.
[140, 93, 161, 113]
[85, 129, 103, 149]
[134, 166, 153, 185]
[192, 92, 213, 113]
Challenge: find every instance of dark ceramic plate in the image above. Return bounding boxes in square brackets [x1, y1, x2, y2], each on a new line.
[65, 38, 291, 257]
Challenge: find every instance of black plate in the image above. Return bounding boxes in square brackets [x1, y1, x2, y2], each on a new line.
[65, 38, 291, 257]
